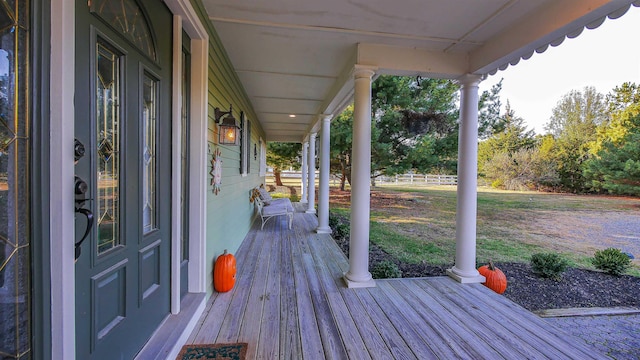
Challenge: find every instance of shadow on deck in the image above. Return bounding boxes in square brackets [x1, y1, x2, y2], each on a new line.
[186, 204, 604, 359]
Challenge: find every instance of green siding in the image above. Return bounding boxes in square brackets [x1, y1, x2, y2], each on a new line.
[190, 0, 266, 295]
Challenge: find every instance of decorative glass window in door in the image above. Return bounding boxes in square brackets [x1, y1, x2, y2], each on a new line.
[0, 1, 31, 359]
[96, 40, 122, 254]
[142, 73, 158, 233]
[91, 0, 156, 61]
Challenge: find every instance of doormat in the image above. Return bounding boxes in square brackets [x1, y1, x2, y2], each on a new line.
[176, 343, 247, 360]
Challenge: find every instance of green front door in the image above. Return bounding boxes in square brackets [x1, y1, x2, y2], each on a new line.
[74, 0, 173, 358]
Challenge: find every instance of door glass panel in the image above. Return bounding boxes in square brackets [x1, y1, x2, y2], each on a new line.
[90, 0, 156, 61]
[0, 2, 31, 358]
[96, 40, 121, 254]
[142, 73, 157, 233]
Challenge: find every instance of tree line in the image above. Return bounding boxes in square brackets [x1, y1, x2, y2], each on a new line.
[267, 76, 640, 196]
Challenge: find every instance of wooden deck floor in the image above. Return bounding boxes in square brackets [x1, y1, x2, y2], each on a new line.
[186, 205, 605, 359]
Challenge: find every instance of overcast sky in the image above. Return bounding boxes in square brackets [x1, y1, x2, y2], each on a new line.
[479, 6, 640, 134]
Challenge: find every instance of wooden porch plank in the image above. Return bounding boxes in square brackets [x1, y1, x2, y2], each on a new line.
[365, 285, 440, 359]
[301, 247, 350, 359]
[400, 279, 532, 359]
[187, 230, 260, 344]
[295, 215, 350, 358]
[429, 279, 602, 359]
[387, 279, 502, 359]
[185, 291, 218, 344]
[256, 222, 283, 359]
[352, 289, 418, 360]
[305, 234, 374, 360]
[289, 213, 325, 360]
[277, 227, 302, 360]
[424, 277, 603, 359]
[215, 229, 268, 343]
[414, 279, 551, 359]
[238, 223, 277, 356]
[307, 232, 405, 360]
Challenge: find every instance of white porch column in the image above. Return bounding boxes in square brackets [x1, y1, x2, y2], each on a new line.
[306, 133, 317, 214]
[301, 140, 309, 204]
[317, 115, 332, 233]
[344, 65, 377, 288]
[447, 74, 486, 284]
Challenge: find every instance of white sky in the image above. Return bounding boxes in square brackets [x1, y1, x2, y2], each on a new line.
[479, 6, 640, 134]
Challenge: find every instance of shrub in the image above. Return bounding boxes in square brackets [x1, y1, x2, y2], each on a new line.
[530, 253, 568, 280]
[334, 223, 350, 241]
[592, 248, 631, 276]
[371, 260, 402, 279]
[328, 212, 340, 229]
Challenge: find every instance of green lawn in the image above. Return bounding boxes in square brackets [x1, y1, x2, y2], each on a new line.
[330, 185, 640, 276]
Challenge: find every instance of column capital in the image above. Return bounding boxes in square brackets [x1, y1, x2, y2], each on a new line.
[353, 64, 377, 80]
[309, 132, 317, 140]
[319, 114, 333, 122]
[456, 73, 484, 87]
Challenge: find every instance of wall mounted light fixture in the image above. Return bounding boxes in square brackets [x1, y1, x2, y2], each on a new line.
[214, 104, 240, 145]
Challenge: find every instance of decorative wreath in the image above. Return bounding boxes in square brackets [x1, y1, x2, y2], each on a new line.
[210, 147, 222, 194]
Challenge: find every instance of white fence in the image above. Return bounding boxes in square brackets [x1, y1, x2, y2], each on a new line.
[266, 171, 457, 186]
[376, 174, 457, 186]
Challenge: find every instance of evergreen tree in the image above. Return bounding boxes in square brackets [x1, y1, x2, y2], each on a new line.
[584, 114, 640, 196]
[478, 102, 535, 175]
[478, 79, 506, 140]
[266, 142, 301, 186]
[544, 86, 606, 192]
[330, 106, 354, 190]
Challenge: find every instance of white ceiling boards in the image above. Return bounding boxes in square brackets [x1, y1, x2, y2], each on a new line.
[202, 0, 639, 142]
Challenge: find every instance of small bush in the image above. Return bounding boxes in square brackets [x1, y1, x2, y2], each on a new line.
[371, 260, 402, 279]
[530, 253, 568, 280]
[334, 223, 350, 240]
[592, 248, 631, 276]
[328, 212, 340, 229]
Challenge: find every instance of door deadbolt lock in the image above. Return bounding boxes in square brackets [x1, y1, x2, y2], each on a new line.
[75, 176, 89, 195]
[74, 138, 86, 162]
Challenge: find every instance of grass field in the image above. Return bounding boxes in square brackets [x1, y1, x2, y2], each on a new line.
[327, 185, 640, 276]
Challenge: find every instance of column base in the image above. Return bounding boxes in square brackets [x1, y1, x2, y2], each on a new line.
[305, 209, 316, 214]
[316, 226, 332, 234]
[446, 268, 486, 284]
[300, 199, 308, 204]
[343, 274, 376, 288]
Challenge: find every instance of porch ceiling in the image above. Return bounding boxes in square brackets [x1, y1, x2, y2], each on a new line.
[202, 0, 639, 142]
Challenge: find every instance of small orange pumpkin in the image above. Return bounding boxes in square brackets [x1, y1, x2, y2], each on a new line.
[214, 250, 237, 292]
[478, 261, 507, 294]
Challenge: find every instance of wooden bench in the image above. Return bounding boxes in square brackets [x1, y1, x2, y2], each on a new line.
[252, 187, 294, 230]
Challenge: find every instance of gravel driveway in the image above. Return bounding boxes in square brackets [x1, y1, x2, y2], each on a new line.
[527, 211, 640, 264]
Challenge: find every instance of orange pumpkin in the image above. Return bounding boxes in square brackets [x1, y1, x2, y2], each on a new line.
[478, 261, 507, 294]
[214, 250, 237, 292]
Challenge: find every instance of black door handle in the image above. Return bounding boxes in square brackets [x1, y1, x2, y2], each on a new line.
[75, 207, 94, 260]
[74, 175, 93, 261]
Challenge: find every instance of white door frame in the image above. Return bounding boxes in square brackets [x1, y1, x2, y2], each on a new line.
[165, 0, 209, 314]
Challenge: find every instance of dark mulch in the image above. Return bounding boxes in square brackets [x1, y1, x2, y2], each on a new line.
[331, 221, 640, 312]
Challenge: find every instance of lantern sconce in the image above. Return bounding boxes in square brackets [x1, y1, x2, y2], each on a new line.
[214, 104, 240, 145]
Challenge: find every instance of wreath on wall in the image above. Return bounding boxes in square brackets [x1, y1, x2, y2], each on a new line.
[210, 147, 222, 195]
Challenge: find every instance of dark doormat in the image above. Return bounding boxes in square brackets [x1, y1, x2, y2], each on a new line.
[176, 343, 248, 360]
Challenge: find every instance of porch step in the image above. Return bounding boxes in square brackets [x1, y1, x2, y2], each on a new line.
[135, 292, 206, 360]
[535, 306, 640, 318]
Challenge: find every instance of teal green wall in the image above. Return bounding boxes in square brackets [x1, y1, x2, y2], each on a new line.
[192, 0, 266, 295]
